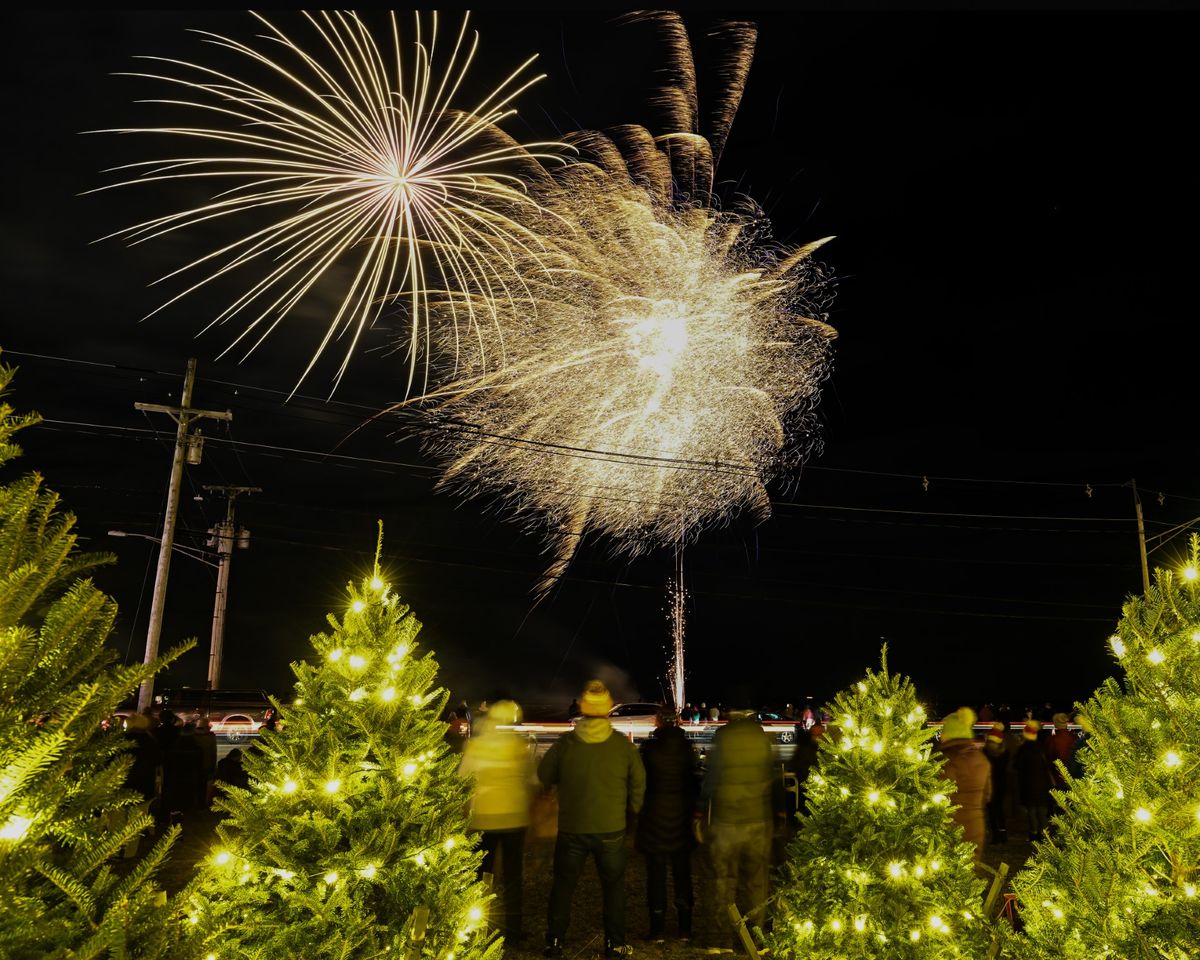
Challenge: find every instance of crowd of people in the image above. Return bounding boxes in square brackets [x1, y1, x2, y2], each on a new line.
[456, 680, 788, 959]
[116, 708, 251, 856]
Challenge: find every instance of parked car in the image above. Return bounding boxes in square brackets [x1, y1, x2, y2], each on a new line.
[153, 688, 274, 740]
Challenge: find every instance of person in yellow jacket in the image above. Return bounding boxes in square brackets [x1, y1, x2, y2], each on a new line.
[459, 699, 537, 943]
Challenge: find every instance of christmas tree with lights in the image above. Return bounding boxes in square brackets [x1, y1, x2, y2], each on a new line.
[0, 359, 182, 958]
[184, 530, 501, 960]
[766, 650, 991, 959]
[1011, 538, 1200, 960]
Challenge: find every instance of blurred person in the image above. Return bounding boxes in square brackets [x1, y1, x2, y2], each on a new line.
[459, 700, 535, 944]
[1014, 719, 1053, 841]
[983, 722, 1010, 844]
[977, 703, 994, 723]
[636, 708, 698, 941]
[1044, 712, 1075, 790]
[1068, 713, 1093, 780]
[159, 721, 204, 834]
[444, 707, 470, 754]
[936, 707, 992, 861]
[568, 697, 580, 719]
[122, 712, 161, 857]
[789, 723, 825, 817]
[193, 716, 218, 808]
[698, 696, 782, 941]
[799, 706, 815, 730]
[540, 680, 646, 959]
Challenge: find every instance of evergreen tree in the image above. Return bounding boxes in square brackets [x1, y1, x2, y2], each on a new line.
[184, 534, 501, 960]
[0, 359, 183, 958]
[1011, 537, 1200, 960]
[766, 650, 990, 959]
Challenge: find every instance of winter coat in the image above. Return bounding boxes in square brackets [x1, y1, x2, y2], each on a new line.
[636, 724, 698, 853]
[124, 729, 161, 801]
[699, 715, 777, 825]
[193, 730, 218, 780]
[538, 717, 646, 834]
[1044, 730, 1076, 787]
[938, 739, 992, 856]
[983, 738, 1010, 803]
[161, 732, 204, 813]
[1014, 738, 1053, 806]
[459, 719, 536, 832]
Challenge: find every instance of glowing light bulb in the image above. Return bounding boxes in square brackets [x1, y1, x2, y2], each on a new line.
[962, 910, 973, 921]
[1192, 630, 1200, 642]
[207, 955, 216, 960]
[888, 862, 903, 878]
[349, 654, 366, 669]
[1148, 649, 1165, 665]
[214, 850, 232, 866]
[414, 853, 426, 866]
[411, 694, 423, 705]
[349, 688, 367, 702]
[370, 576, 384, 590]
[360, 863, 377, 879]
[1185, 884, 1196, 898]
[444, 838, 456, 850]
[854, 916, 866, 932]
[856, 682, 866, 693]
[1184, 566, 1198, 581]
[910, 930, 921, 941]
[905, 746, 914, 756]
[931, 860, 941, 871]
[396, 644, 408, 657]
[381, 686, 396, 702]
[325, 779, 341, 794]
[324, 871, 338, 885]
[351, 600, 365, 613]
[830, 919, 842, 932]
[1110, 636, 1126, 657]
[1134, 807, 1151, 823]
[0, 814, 33, 841]
[281, 778, 298, 795]
[276, 868, 295, 880]
[872, 741, 883, 754]
[402, 762, 418, 777]
[868, 790, 880, 803]
[929, 915, 943, 930]
[1165, 751, 1181, 768]
[468, 906, 484, 922]
[932, 793, 947, 804]
[329, 648, 344, 662]
[839, 786, 850, 796]
[1052, 907, 1064, 919]
[914, 865, 926, 878]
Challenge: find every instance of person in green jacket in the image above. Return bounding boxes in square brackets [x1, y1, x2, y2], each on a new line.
[698, 703, 781, 943]
[540, 680, 646, 959]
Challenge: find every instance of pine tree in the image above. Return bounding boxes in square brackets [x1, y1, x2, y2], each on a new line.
[766, 650, 991, 959]
[183, 533, 501, 960]
[0, 358, 184, 958]
[1011, 537, 1200, 960]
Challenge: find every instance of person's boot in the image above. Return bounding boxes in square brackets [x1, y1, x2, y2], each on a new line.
[604, 940, 633, 958]
[677, 907, 692, 941]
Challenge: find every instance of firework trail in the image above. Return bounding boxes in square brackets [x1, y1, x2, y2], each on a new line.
[668, 547, 687, 712]
[414, 14, 836, 593]
[94, 11, 563, 393]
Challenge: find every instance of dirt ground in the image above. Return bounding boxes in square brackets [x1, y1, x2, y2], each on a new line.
[155, 813, 1032, 959]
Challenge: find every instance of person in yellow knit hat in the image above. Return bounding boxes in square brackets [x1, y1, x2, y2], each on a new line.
[539, 680, 646, 959]
[936, 706, 992, 861]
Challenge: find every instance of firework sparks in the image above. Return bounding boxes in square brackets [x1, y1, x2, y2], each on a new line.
[668, 549, 687, 713]
[94, 11, 563, 392]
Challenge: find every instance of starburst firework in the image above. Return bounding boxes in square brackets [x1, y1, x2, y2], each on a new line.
[414, 16, 835, 592]
[96, 10, 562, 391]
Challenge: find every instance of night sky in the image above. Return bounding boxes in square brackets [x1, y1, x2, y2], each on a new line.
[5, 7, 1199, 718]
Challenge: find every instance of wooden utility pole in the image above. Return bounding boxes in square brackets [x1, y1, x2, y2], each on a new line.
[1130, 479, 1151, 595]
[203, 484, 260, 690]
[135, 359, 232, 712]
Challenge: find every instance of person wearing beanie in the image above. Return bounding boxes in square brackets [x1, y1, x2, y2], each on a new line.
[1013, 718, 1053, 841]
[540, 680, 646, 959]
[936, 707, 992, 860]
[698, 695, 781, 944]
[459, 700, 536, 943]
[983, 721, 1011, 844]
[636, 709, 698, 941]
[1044, 712, 1076, 791]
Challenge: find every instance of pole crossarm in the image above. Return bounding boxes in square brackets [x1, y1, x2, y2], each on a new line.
[134, 401, 232, 422]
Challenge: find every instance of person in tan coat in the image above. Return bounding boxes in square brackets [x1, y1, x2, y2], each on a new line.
[937, 707, 992, 860]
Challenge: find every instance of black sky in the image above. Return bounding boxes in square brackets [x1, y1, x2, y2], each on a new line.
[4, 8, 1199, 717]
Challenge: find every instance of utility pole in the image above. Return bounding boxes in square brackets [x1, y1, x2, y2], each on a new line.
[203, 484, 259, 690]
[135, 359, 232, 712]
[1130, 478, 1151, 596]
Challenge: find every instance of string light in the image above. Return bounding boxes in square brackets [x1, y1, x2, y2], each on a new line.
[872, 741, 883, 754]
[1191, 630, 1200, 642]
[1185, 884, 1196, 898]
[830, 919, 842, 932]
[381, 686, 397, 702]
[1184, 565, 1198, 581]
[349, 688, 367, 702]
[0, 814, 33, 841]
[444, 838, 456, 850]
[1147, 649, 1164, 664]
[914, 865, 926, 878]
[281, 778, 298, 794]
[867, 790, 880, 803]
[359, 864, 377, 879]
[329, 648, 344, 662]
[854, 916, 866, 932]
[402, 762, 418, 778]
[325, 779, 341, 794]
[1134, 807, 1151, 823]
[910, 929, 921, 941]
[931, 860, 941, 871]
[370, 577, 385, 590]
[349, 654, 367, 669]
[856, 682, 867, 693]
[1164, 751, 1181, 768]
[1110, 636, 1126, 657]
[932, 793, 947, 805]
[888, 861, 903, 879]
[214, 851, 231, 866]
[324, 871, 339, 885]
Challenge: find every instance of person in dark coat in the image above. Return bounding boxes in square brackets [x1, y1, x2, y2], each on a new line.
[215, 747, 250, 797]
[122, 712, 161, 857]
[193, 717, 218, 808]
[1013, 719, 1053, 841]
[635, 709, 698, 940]
[160, 722, 205, 831]
[983, 722, 1010, 844]
[788, 724, 824, 816]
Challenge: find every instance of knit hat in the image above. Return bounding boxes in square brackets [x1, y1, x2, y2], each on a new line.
[1023, 719, 1041, 740]
[987, 721, 1006, 743]
[1053, 712, 1070, 731]
[579, 680, 614, 717]
[488, 699, 522, 726]
[940, 706, 977, 742]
